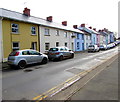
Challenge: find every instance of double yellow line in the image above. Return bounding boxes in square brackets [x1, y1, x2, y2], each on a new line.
[32, 69, 89, 101]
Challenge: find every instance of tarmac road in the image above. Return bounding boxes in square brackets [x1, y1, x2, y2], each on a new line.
[67, 50, 119, 101]
[2, 46, 119, 100]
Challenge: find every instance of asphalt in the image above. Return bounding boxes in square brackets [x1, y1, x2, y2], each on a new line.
[67, 52, 119, 101]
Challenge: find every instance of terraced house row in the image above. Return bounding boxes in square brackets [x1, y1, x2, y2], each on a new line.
[0, 8, 115, 62]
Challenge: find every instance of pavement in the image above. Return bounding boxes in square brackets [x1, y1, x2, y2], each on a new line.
[66, 52, 119, 101]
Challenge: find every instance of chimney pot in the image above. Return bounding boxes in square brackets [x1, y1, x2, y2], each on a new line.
[23, 7, 30, 16]
[62, 21, 67, 26]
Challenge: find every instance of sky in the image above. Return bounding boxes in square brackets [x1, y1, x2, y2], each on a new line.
[0, 0, 119, 38]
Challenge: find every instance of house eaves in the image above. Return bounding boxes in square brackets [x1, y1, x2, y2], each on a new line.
[0, 8, 83, 34]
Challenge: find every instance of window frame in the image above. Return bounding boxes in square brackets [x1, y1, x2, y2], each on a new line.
[45, 43, 50, 50]
[11, 23, 19, 34]
[12, 42, 20, 51]
[31, 26, 36, 35]
[44, 28, 50, 36]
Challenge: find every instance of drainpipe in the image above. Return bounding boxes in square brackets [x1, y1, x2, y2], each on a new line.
[38, 25, 40, 52]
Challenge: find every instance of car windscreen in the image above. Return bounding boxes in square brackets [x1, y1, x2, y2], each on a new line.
[49, 48, 59, 51]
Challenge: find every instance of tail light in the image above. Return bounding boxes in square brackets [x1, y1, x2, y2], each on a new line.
[55, 52, 60, 55]
[15, 52, 20, 56]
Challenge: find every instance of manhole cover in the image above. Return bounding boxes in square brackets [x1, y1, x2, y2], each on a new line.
[66, 68, 84, 74]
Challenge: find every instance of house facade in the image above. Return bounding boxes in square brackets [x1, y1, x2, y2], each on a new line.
[74, 32, 84, 51]
[0, 8, 40, 62]
[0, 17, 3, 63]
[39, 25, 77, 53]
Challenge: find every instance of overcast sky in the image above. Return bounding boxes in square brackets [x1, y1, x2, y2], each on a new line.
[0, 0, 119, 37]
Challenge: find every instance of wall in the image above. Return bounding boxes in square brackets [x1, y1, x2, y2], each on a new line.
[0, 18, 3, 62]
[2, 19, 39, 62]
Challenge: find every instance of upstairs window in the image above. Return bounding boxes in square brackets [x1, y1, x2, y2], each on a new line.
[64, 32, 67, 38]
[45, 28, 50, 36]
[31, 27, 36, 35]
[56, 30, 59, 36]
[11, 23, 19, 33]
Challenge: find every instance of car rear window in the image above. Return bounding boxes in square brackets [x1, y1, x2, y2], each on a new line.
[9, 51, 19, 56]
[49, 48, 59, 51]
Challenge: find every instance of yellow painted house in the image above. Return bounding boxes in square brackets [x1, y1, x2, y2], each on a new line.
[0, 8, 40, 62]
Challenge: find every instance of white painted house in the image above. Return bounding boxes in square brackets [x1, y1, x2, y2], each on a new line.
[39, 17, 82, 53]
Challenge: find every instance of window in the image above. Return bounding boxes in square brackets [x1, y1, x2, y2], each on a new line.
[11, 23, 19, 33]
[45, 28, 50, 36]
[12, 42, 19, 51]
[31, 42, 37, 50]
[29, 51, 40, 55]
[31, 27, 36, 35]
[45, 43, 50, 50]
[56, 42, 59, 47]
[65, 42, 67, 47]
[77, 42, 80, 50]
[64, 32, 67, 38]
[82, 34, 84, 40]
[77, 34, 79, 39]
[56, 30, 59, 36]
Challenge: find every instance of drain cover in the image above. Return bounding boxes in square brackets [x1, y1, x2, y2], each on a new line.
[66, 68, 84, 74]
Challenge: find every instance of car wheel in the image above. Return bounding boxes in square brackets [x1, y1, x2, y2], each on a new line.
[18, 60, 26, 69]
[42, 57, 48, 64]
[71, 53, 74, 58]
[59, 56, 63, 61]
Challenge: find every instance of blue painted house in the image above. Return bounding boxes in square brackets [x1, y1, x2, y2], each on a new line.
[75, 32, 84, 51]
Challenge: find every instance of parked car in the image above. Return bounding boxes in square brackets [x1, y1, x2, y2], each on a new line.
[8, 49, 48, 69]
[88, 45, 99, 52]
[48, 46, 74, 61]
[99, 44, 107, 50]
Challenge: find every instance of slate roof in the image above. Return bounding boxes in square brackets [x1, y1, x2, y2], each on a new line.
[0, 8, 83, 34]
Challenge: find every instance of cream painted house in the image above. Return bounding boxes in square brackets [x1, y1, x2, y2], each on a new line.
[39, 24, 80, 53]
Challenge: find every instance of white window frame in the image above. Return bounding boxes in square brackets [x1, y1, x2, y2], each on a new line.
[31, 26, 36, 35]
[45, 28, 50, 36]
[11, 23, 19, 34]
[64, 32, 67, 38]
[31, 42, 37, 50]
[56, 30, 59, 36]
[12, 42, 19, 51]
[45, 43, 50, 50]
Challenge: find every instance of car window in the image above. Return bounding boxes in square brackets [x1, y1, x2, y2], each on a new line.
[89, 45, 94, 47]
[22, 51, 30, 55]
[60, 48, 64, 51]
[64, 48, 68, 51]
[29, 51, 40, 55]
[9, 51, 18, 56]
[49, 48, 59, 51]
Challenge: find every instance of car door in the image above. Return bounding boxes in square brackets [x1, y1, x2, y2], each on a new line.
[64, 47, 70, 58]
[29, 50, 43, 63]
[21, 50, 32, 64]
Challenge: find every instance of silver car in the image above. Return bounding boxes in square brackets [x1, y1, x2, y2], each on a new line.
[48, 46, 74, 61]
[8, 49, 48, 68]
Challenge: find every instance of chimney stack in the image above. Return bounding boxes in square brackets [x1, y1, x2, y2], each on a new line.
[89, 26, 92, 29]
[23, 7, 30, 16]
[93, 28, 96, 31]
[46, 16, 53, 22]
[62, 21, 67, 26]
[73, 25, 78, 29]
[81, 24, 85, 27]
